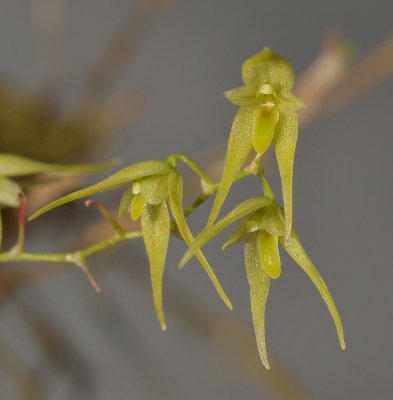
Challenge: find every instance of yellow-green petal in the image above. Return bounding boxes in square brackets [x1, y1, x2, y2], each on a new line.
[118, 185, 133, 218]
[130, 193, 146, 221]
[206, 106, 254, 226]
[224, 85, 258, 106]
[274, 109, 298, 238]
[252, 108, 279, 155]
[167, 172, 232, 309]
[29, 160, 170, 220]
[180, 197, 273, 268]
[244, 235, 271, 369]
[257, 231, 281, 279]
[279, 229, 345, 350]
[141, 203, 171, 331]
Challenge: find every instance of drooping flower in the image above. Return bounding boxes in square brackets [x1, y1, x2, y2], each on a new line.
[207, 48, 304, 238]
[180, 197, 345, 369]
[29, 157, 232, 330]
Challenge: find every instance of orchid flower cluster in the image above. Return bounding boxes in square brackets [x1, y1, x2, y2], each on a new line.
[3, 48, 344, 369]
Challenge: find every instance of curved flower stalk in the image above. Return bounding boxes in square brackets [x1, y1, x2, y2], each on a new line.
[207, 48, 304, 238]
[0, 153, 113, 248]
[180, 196, 345, 369]
[29, 156, 232, 330]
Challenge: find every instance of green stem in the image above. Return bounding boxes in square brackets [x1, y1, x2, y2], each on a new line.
[166, 154, 214, 186]
[0, 231, 143, 264]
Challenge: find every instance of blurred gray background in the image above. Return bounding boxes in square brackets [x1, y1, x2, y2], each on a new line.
[0, 0, 392, 399]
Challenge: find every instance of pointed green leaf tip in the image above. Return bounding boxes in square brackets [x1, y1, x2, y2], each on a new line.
[280, 230, 346, 350]
[244, 235, 271, 369]
[207, 48, 303, 232]
[141, 203, 171, 331]
[0, 153, 116, 177]
[29, 160, 170, 220]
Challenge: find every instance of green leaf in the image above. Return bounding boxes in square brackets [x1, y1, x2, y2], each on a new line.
[241, 48, 295, 92]
[274, 109, 298, 238]
[118, 185, 133, 218]
[140, 174, 169, 205]
[207, 106, 254, 226]
[244, 235, 271, 369]
[29, 160, 170, 220]
[252, 108, 279, 155]
[141, 203, 171, 331]
[224, 85, 258, 106]
[180, 197, 273, 268]
[130, 193, 146, 221]
[222, 221, 248, 250]
[167, 172, 232, 309]
[256, 231, 281, 279]
[279, 229, 345, 350]
[0, 153, 115, 177]
[0, 177, 23, 208]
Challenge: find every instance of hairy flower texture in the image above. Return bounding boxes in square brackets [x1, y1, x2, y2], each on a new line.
[29, 157, 232, 330]
[180, 197, 345, 369]
[0, 153, 113, 247]
[207, 48, 304, 238]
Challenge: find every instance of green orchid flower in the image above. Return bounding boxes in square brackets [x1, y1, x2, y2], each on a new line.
[0, 153, 114, 248]
[180, 197, 345, 369]
[29, 156, 232, 330]
[207, 48, 304, 238]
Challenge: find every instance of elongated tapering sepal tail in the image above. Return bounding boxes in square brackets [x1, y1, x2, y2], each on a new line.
[167, 172, 232, 309]
[279, 230, 345, 350]
[274, 109, 298, 238]
[29, 160, 170, 220]
[207, 106, 254, 226]
[244, 236, 271, 368]
[141, 203, 171, 331]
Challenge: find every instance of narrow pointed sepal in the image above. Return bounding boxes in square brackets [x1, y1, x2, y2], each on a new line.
[29, 160, 170, 220]
[167, 172, 232, 309]
[207, 106, 254, 226]
[244, 236, 271, 368]
[222, 221, 248, 250]
[256, 231, 281, 279]
[279, 230, 345, 350]
[180, 197, 273, 268]
[141, 203, 171, 331]
[274, 109, 298, 238]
